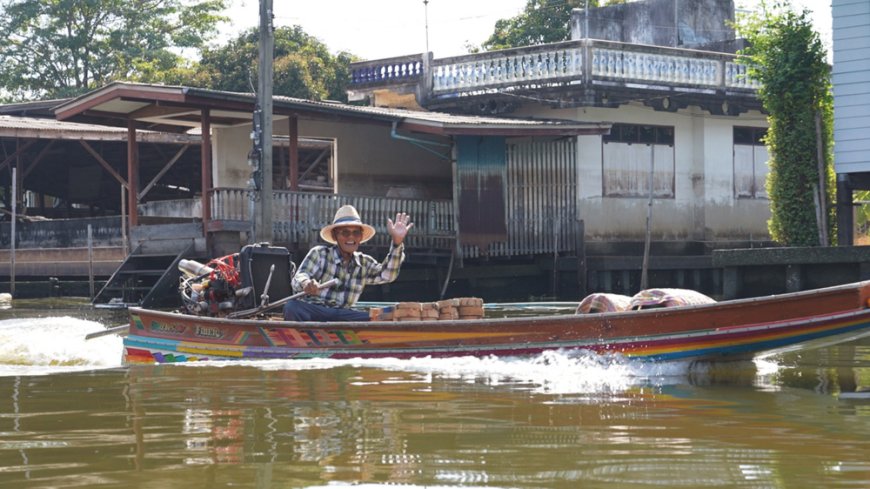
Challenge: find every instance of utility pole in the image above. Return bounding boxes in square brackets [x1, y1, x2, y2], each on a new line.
[423, 0, 430, 54]
[255, 0, 275, 243]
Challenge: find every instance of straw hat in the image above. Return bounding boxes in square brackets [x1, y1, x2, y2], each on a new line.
[320, 205, 376, 244]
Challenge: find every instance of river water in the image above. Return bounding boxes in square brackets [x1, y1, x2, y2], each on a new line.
[1, 299, 869, 488]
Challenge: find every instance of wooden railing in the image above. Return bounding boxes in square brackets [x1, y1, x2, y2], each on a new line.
[210, 188, 455, 251]
[349, 39, 760, 97]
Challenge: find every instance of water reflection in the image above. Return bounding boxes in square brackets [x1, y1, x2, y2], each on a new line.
[97, 358, 870, 487]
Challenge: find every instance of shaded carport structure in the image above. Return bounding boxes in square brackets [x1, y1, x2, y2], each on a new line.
[0, 112, 201, 219]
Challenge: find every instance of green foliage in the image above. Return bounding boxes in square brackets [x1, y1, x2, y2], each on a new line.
[0, 0, 228, 100]
[481, 0, 591, 51]
[193, 26, 358, 102]
[737, 2, 834, 246]
[479, 0, 634, 51]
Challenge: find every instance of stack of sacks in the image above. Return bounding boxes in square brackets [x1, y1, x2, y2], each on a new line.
[421, 302, 440, 320]
[629, 288, 716, 310]
[372, 298, 486, 321]
[436, 299, 459, 320]
[393, 302, 423, 321]
[456, 297, 484, 319]
[575, 293, 632, 314]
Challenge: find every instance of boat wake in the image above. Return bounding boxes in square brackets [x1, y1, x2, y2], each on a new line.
[0, 317, 769, 394]
[187, 350, 759, 395]
[0, 317, 124, 376]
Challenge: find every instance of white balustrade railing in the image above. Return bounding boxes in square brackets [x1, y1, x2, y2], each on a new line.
[724, 61, 762, 89]
[350, 54, 425, 86]
[361, 40, 760, 96]
[433, 46, 584, 92]
[592, 48, 721, 86]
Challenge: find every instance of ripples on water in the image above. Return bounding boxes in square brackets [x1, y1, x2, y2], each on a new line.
[1, 309, 869, 488]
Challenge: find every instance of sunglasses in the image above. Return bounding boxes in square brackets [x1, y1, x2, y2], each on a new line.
[337, 228, 363, 238]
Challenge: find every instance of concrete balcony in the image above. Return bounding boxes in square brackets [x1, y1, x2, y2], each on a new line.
[348, 39, 761, 116]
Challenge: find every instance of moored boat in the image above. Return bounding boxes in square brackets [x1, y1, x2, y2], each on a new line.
[122, 281, 870, 364]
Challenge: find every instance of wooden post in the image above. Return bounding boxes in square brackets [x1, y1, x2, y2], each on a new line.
[640, 147, 654, 290]
[87, 224, 95, 299]
[10, 166, 16, 298]
[288, 116, 299, 190]
[201, 109, 213, 234]
[815, 112, 828, 246]
[121, 186, 128, 256]
[575, 219, 586, 298]
[127, 121, 139, 227]
[813, 183, 825, 246]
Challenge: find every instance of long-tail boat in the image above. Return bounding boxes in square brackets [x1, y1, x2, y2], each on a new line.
[121, 280, 870, 364]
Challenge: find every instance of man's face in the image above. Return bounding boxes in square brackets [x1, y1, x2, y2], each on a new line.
[333, 226, 363, 255]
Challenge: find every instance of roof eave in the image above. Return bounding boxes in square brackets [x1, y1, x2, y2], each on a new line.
[401, 120, 612, 137]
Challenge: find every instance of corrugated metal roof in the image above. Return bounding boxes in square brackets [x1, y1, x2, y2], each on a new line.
[271, 94, 590, 128]
[0, 115, 199, 143]
[0, 114, 128, 133]
[54, 82, 609, 135]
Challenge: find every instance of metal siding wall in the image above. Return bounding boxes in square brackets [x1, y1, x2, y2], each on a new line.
[489, 138, 578, 257]
[456, 136, 508, 254]
[833, 0, 870, 173]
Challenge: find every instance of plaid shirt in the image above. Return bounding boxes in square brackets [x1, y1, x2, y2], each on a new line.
[291, 243, 405, 308]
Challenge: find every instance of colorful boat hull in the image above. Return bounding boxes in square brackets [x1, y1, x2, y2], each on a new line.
[123, 281, 870, 364]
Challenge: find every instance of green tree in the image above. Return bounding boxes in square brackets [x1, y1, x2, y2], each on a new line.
[482, 0, 588, 51]
[194, 25, 357, 102]
[0, 0, 227, 100]
[738, 2, 834, 246]
[480, 0, 629, 51]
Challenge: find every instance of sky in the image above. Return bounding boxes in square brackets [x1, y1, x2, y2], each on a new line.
[220, 0, 833, 61]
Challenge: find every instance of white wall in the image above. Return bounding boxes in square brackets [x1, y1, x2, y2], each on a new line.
[212, 125, 250, 188]
[516, 102, 771, 241]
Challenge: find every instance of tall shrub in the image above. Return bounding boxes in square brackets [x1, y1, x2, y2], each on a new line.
[738, 3, 834, 246]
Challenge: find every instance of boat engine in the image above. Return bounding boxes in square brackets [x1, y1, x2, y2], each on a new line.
[177, 244, 296, 317]
[178, 254, 252, 316]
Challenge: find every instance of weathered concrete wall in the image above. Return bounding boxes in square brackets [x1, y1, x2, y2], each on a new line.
[697, 113, 770, 241]
[571, 0, 736, 49]
[513, 102, 770, 242]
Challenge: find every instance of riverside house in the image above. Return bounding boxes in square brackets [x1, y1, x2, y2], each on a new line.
[2, 82, 607, 303]
[345, 0, 774, 295]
